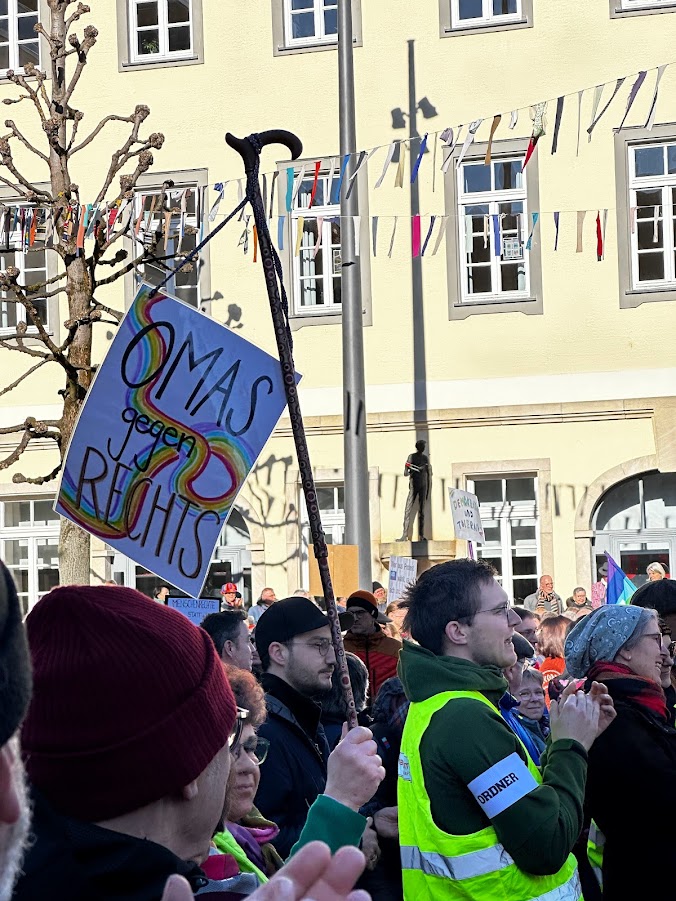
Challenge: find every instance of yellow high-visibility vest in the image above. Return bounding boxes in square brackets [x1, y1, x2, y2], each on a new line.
[587, 819, 605, 890]
[398, 689, 582, 901]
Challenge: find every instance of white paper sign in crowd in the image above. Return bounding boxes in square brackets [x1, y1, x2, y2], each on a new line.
[56, 284, 292, 597]
[449, 488, 485, 543]
[389, 555, 418, 603]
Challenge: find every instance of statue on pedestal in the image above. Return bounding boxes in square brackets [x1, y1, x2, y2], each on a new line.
[398, 440, 432, 542]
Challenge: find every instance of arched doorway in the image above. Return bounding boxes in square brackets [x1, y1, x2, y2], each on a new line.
[592, 471, 676, 587]
[110, 507, 252, 603]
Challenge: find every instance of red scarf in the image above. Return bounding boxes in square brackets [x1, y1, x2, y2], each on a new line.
[587, 660, 668, 721]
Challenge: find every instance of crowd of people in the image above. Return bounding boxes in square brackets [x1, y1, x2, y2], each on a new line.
[2, 557, 675, 900]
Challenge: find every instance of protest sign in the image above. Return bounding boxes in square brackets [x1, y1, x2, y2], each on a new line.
[449, 488, 485, 543]
[388, 555, 418, 602]
[56, 284, 292, 597]
[167, 596, 219, 627]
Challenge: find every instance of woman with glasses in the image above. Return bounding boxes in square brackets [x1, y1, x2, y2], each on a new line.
[513, 668, 550, 764]
[207, 666, 283, 884]
[565, 605, 676, 900]
[203, 664, 384, 890]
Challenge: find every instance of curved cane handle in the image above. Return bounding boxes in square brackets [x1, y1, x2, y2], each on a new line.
[225, 130, 303, 172]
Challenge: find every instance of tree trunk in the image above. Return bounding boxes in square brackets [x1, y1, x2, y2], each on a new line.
[51, 2, 95, 586]
[59, 517, 92, 585]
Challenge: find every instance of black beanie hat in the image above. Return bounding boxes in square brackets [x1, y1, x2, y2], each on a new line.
[0, 561, 32, 746]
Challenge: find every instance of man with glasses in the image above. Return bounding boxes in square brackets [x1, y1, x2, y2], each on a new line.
[344, 589, 402, 704]
[253, 596, 354, 857]
[397, 559, 614, 901]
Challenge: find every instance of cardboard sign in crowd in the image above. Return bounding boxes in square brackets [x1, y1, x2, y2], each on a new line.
[57, 284, 291, 597]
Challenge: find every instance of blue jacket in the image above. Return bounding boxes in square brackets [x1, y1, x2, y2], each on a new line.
[254, 675, 330, 858]
[499, 692, 543, 764]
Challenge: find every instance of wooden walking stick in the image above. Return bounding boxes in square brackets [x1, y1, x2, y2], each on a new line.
[226, 130, 358, 729]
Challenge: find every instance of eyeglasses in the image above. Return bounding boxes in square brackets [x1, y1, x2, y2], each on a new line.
[667, 640, 676, 658]
[291, 637, 334, 657]
[228, 707, 249, 751]
[517, 689, 545, 700]
[232, 736, 270, 766]
[477, 602, 510, 619]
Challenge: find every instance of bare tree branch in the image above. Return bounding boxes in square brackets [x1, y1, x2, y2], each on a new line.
[70, 112, 135, 154]
[63, 25, 98, 106]
[90, 301, 123, 323]
[0, 336, 51, 358]
[0, 357, 54, 398]
[13, 461, 62, 485]
[6, 69, 48, 124]
[0, 429, 31, 469]
[4, 118, 49, 163]
[65, 3, 91, 34]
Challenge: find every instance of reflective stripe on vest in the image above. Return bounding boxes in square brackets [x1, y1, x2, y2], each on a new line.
[398, 689, 581, 901]
[400, 843, 515, 881]
[587, 819, 605, 890]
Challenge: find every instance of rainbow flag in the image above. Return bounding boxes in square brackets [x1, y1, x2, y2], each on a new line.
[604, 552, 636, 605]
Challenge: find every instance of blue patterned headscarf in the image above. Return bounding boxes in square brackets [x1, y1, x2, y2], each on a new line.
[564, 605, 645, 678]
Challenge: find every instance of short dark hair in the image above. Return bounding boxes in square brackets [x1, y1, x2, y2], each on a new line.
[511, 605, 537, 622]
[200, 609, 247, 656]
[401, 559, 496, 655]
[320, 652, 369, 718]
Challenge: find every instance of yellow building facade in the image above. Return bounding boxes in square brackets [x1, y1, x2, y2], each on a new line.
[0, 0, 675, 611]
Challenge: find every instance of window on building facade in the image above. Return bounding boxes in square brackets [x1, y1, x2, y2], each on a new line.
[0, 243, 48, 334]
[129, 0, 193, 63]
[628, 142, 676, 289]
[134, 185, 201, 308]
[0, 498, 59, 614]
[458, 157, 529, 301]
[284, 0, 337, 47]
[592, 472, 676, 587]
[300, 482, 345, 587]
[0, 1, 40, 73]
[451, 0, 521, 26]
[291, 169, 342, 315]
[620, 0, 675, 9]
[467, 475, 539, 603]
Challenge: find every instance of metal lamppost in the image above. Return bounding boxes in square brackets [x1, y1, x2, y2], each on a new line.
[338, 0, 371, 588]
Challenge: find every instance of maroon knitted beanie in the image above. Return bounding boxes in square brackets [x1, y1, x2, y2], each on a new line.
[21, 584, 236, 822]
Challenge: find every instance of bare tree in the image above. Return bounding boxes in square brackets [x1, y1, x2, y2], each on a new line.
[0, 1, 190, 584]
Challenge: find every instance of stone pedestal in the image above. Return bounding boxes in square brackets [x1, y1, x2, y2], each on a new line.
[379, 540, 459, 576]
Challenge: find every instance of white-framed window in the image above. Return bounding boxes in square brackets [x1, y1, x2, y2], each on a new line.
[129, 0, 193, 64]
[284, 0, 337, 47]
[300, 483, 345, 584]
[292, 168, 342, 314]
[458, 157, 529, 302]
[0, 497, 60, 615]
[467, 475, 540, 604]
[134, 184, 201, 307]
[629, 142, 676, 289]
[451, 0, 522, 27]
[621, 0, 675, 8]
[0, 241, 48, 334]
[0, 1, 40, 73]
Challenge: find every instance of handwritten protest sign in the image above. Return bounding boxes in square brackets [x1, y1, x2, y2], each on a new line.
[449, 488, 485, 543]
[56, 284, 292, 597]
[168, 596, 219, 627]
[388, 555, 418, 602]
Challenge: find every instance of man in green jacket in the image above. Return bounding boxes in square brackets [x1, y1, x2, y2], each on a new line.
[397, 559, 614, 901]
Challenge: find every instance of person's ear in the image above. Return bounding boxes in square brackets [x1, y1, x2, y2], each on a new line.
[267, 641, 288, 667]
[444, 620, 469, 647]
[222, 640, 234, 661]
[0, 743, 20, 825]
[181, 779, 199, 802]
[615, 646, 632, 665]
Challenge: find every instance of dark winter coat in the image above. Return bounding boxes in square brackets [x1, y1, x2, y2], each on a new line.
[584, 677, 676, 900]
[254, 674, 330, 859]
[13, 789, 257, 901]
